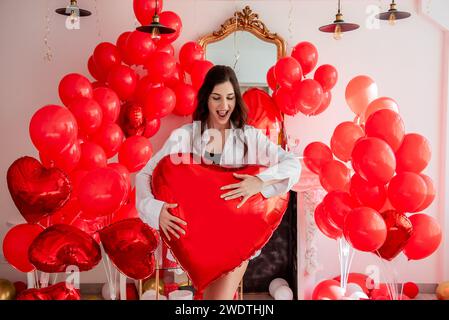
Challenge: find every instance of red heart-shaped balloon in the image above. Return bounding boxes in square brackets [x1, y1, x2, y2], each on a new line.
[99, 218, 159, 280]
[151, 154, 289, 292]
[7, 156, 71, 224]
[16, 282, 80, 300]
[376, 210, 413, 261]
[28, 224, 101, 272]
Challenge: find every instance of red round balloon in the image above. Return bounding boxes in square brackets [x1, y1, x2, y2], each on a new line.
[157, 11, 182, 46]
[191, 60, 214, 91]
[403, 282, 419, 299]
[303, 142, 333, 174]
[40, 139, 81, 173]
[388, 172, 427, 213]
[93, 42, 122, 74]
[17, 282, 81, 300]
[365, 109, 405, 152]
[68, 98, 103, 135]
[3, 224, 44, 272]
[314, 64, 338, 91]
[273, 87, 297, 116]
[143, 86, 176, 119]
[292, 79, 324, 115]
[156, 43, 175, 56]
[126, 30, 155, 65]
[93, 87, 121, 123]
[133, 0, 163, 25]
[144, 118, 161, 138]
[118, 136, 153, 172]
[266, 66, 277, 91]
[179, 42, 205, 74]
[88, 55, 106, 82]
[330, 121, 365, 162]
[323, 191, 358, 229]
[415, 174, 436, 212]
[319, 160, 351, 192]
[116, 31, 133, 65]
[395, 133, 431, 173]
[403, 214, 442, 260]
[108, 162, 131, 195]
[312, 280, 343, 300]
[310, 90, 332, 116]
[274, 57, 302, 88]
[58, 73, 93, 106]
[107, 65, 138, 101]
[77, 167, 128, 217]
[291, 42, 319, 75]
[351, 137, 396, 185]
[172, 82, 197, 116]
[350, 174, 387, 211]
[363, 97, 399, 123]
[91, 122, 125, 158]
[344, 207, 387, 252]
[79, 142, 107, 170]
[146, 51, 177, 83]
[314, 203, 342, 239]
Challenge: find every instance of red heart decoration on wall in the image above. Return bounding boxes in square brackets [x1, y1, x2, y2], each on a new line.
[7, 156, 71, 224]
[151, 154, 289, 292]
[376, 210, 413, 261]
[28, 224, 101, 273]
[99, 218, 159, 280]
[16, 282, 80, 300]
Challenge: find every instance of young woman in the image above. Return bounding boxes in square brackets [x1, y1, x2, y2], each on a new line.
[136, 65, 301, 300]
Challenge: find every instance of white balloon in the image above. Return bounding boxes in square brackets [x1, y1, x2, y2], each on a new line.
[101, 281, 120, 300]
[141, 289, 167, 300]
[349, 291, 369, 300]
[269, 278, 289, 297]
[168, 290, 193, 300]
[345, 283, 364, 296]
[273, 285, 293, 300]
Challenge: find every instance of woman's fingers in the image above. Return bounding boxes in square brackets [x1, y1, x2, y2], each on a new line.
[237, 195, 250, 209]
[170, 214, 187, 226]
[161, 225, 171, 241]
[224, 192, 245, 201]
[233, 173, 250, 179]
[168, 221, 186, 236]
[220, 182, 241, 190]
[165, 203, 178, 209]
[166, 225, 181, 239]
[220, 188, 243, 199]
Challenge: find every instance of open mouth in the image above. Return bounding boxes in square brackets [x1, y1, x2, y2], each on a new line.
[216, 110, 230, 119]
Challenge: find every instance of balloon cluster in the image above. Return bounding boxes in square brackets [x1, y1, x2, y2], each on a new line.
[304, 75, 441, 261]
[2, 1, 222, 295]
[268, 42, 338, 116]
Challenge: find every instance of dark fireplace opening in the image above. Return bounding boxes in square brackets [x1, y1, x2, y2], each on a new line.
[243, 190, 298, 298]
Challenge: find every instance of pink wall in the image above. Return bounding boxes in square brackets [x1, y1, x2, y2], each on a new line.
[0, 0, 447, 287]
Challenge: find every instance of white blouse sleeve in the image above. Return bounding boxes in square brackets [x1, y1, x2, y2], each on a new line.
[135, 127, 191, 230]
[253, 129, 301, 198]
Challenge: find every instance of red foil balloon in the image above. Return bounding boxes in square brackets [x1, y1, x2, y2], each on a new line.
[99, 218, 159, 279]
[29, 224, 101, 272]
[17, 282, 81, 300]
[151, 154, 290, 292]
[7, 157, 71, 224]
[376, 210, 413, 261]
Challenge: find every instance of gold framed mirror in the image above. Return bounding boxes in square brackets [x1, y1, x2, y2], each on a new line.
[197, 6, 286, 90]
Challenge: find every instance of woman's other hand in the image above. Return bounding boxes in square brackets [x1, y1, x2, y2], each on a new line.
[220, 173, 264, 209]
[159, 203, 187, 241]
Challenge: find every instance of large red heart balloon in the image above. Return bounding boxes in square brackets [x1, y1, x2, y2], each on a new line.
[16, 282, 80, 300]
[99, 218, 159, 280]
[151, 154, 289, 292]
[7, 156, 71, 224]
[28, 224, 101, 273]
[376, 210, 413, 261]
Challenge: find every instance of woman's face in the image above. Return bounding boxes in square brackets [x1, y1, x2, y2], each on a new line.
[207, 81, 236, 128]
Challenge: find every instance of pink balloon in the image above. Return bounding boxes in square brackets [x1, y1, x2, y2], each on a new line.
[345, 76, 378, 116]
[362, 97, 399, 123]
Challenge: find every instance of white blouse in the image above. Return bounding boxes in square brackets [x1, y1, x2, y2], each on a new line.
[135, 121, 301, 261]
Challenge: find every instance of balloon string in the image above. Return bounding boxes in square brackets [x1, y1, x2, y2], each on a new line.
[68, 212, 82, 226]
[100, 243, 115, 300]
[375, 251, 396, 300]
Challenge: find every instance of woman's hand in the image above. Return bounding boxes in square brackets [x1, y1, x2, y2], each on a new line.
[220, 173, 265, 208]
[159, 203, 187, 241]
